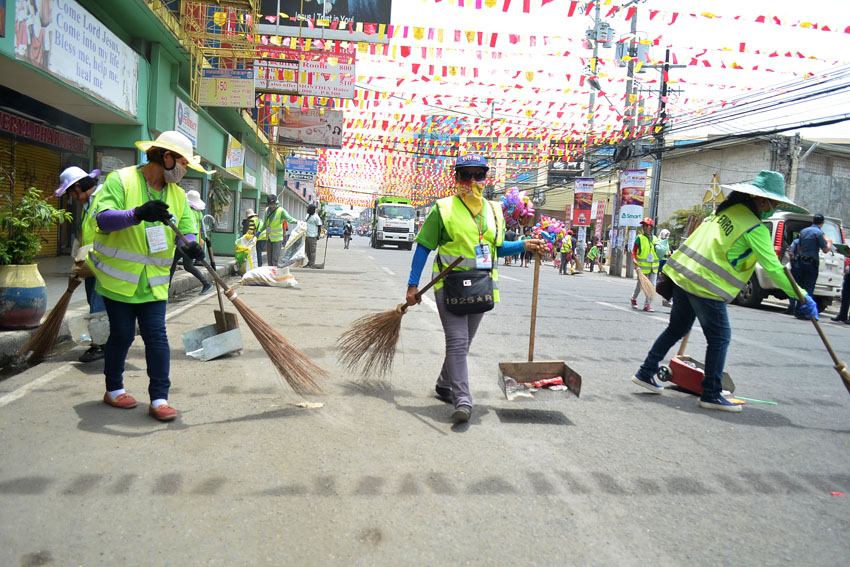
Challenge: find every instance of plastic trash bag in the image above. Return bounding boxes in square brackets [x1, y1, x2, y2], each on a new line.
[235, 235, 258, 274]
[280, 221, 307, 268]
[241, 266, 298, 287]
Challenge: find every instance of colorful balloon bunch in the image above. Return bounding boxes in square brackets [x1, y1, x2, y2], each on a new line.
[532, 215, 569, 252]
[500, 187, 536, 228]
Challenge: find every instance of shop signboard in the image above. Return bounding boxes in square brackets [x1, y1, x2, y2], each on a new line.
[572, 177, 593, 226]
[199, 69, 255, 107]
[13, 0, 139, 116]
[257, 0, 392, 44]
[594, 200, 606, 241]
[284, 157, 318, 203]
[254, 47, 356, 99]
[225, 135, 244, 179]
[277, 108, 343, 149]
[175, 98, 198, 146]
[618, 169, 647, 227]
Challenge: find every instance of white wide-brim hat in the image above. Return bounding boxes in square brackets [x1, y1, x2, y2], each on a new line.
[135, 130, 212, 173]
[55, 166, 100, 197]
[186, 189, 205, 210]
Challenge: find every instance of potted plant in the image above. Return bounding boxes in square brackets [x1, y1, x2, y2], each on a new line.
[0, 186, 72, 329]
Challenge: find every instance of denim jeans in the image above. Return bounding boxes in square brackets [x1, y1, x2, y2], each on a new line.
[637, 284, 732, 399]
[256, 240, 266, 267]
[837, 271, 850, 319]
[103, 297, 170, 401]
[84, 276, 105, 314]
[795, 260, 818, 314]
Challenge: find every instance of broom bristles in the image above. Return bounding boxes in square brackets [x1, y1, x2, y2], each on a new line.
[20, 275, 82, 363]
[337, 304, 406, 379]
[229, 295, 325, 396]
[636, 267, 657, 302]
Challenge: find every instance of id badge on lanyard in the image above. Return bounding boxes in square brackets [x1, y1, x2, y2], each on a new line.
[145, 224, 169, 254]
[475, 243, 492, 269]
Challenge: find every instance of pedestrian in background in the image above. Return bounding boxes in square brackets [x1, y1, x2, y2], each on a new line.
[305, 203, 322, 267]
[169, 189, 212, 295]
[521, 227, 533, 267]
[405, 154, 545, 423]
[630, 170, 818, 412]
[630, 218, 659, 312]
[656, 229, 673, 307]
[585, 241, 599, 272]
[831, 260, 850, 324]
[259, 194, 296, 267]
[87, 130, 209, 421]
[55, 166, 106, 363]
[794, 213, 832, 319]
[504, 226, 517, 265]
[559, 230, 574, 275]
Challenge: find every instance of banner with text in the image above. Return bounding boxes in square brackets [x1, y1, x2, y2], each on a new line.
[284, 157, 318, 203]
[257, 0, 393, 44]
[572, 177, 594, 227]
[199, 69, 255, 107]
[594, 200, 606, 241]
[225, 135, 244, 179]
[277, 108, 343, 149]
[14, 0, 139, 116]
[618, 169, 647, 228]
[255, 47, 356, 99]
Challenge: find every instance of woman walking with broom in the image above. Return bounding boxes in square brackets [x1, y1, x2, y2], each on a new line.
[87, 131, 209, 422]
[405, 154, 545, 423]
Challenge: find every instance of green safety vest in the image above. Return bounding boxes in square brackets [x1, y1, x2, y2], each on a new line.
[263, 207, 287, 242]
[664, 203, 761, 303]
[587, 245, 598, 260]
[559, 238, 573, 253]
[634, 233, 660, 274]
[79, 186, 102, 247]
[87, 166, 188, 301]
[432, 196, 505, 302]
[192, 208, 205, 239]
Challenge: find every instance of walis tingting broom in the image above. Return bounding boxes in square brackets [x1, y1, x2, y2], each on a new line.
[337, 256, 464, 379]
[19, 274, 83, 364]
[634, 260, 657, 303]
[165, 218, 326, 396]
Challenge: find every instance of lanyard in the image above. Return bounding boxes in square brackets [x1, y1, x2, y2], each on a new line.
[457, 196, 488, 244]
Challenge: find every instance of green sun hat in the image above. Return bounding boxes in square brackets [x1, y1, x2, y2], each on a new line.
[721, 170, 808, 213]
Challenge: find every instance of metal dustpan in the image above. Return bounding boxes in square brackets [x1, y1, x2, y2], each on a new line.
[181, 324, 242, 362]
[498, 253, 582, 400]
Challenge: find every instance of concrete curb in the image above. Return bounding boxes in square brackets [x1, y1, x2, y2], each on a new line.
[0, 260, 237, 368]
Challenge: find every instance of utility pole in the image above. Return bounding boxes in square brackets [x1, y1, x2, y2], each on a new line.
[647, 49, 670, 223]
[610, 4, 640, 279]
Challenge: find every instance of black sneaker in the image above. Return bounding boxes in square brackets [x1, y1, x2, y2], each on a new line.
[451, 405, 472, 423]
[831, 315, 847, 322]
[699, 395, 742, 412]
[435, 385, 453, 404]
[78, 344, 104, 363]
[199, 283, 214, 295]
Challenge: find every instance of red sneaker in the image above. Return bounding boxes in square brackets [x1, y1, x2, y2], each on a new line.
[149, 404, 178, 421]
[103, 392, 137, 409]
[630, 298, 638, 308]
[643, 305, 655, 312]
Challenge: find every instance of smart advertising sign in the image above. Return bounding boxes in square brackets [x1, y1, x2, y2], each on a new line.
[277, 108, 343, 149]
[14, 0, 139, 116]
[257, 0, 392, 44]
[572, 177, 594, 227]
[254, 46, 356, 99]
[618, 169, 648, 227]
[174, 98, 198, 146]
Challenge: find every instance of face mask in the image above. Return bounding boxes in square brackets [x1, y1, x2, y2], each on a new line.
[163, 153, 187, 184]
[456, 180, 485, 215]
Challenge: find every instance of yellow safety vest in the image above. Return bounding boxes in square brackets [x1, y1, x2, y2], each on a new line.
[664, 203, 761, 303]
[79, 187, 102, 247]
[634, 233, 660, 274]
[432, 196, 505, 302]
[559, 238, 573, 253]
[87, 166, 188, 301]
[264, 207, 287, 242]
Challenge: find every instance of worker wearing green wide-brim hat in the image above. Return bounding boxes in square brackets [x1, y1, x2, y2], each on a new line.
[630, 170, 816, 413]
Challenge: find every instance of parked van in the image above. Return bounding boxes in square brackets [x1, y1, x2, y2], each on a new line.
[735, 212, 846, 312]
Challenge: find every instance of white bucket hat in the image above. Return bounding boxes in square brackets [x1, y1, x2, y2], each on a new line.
[135, 131, 212, 173]
[186, 190, 205, 210]
[55, 166, 100, 197]
[245, 208, 256, 217]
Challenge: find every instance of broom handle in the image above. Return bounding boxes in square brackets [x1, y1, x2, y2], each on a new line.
[414, 256, 464, 300]
[205, 236, 226, 314]
[676, 332, 690, 357]
[784, 265, 842, 365]
[165, 218, 232, 293]
[528, 251, 541, 362]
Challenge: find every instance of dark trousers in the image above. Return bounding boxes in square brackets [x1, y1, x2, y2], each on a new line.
[256, 240, 266, 267]
[103, 298, 170, 401]
[837, 272, 850, 319]
[169, 247, 209, 287]
[795, 260, 818, 314]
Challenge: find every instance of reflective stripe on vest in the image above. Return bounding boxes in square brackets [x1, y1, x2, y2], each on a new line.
[560, 239, 572, 253]
[89, 166, 187, 300]
[635, 233, 659, 274]
[266, 208, 286, 242]
[664, 203, 761, 303]
[432, 197, 504, 301]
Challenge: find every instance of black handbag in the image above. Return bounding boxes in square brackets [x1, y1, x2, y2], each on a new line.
[656, 270, 674, 301]
[439, 255, 495, 315]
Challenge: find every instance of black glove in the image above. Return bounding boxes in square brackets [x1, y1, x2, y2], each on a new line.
[134, 200, 170, 223]
[181, 241, 205, 261]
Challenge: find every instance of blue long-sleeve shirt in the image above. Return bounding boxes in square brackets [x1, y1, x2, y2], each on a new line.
[407, 240, 526, 286]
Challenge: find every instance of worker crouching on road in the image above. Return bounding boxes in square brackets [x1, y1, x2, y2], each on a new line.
[405, 154, 545, 423]
[630, 170, 818, 412]
[87, 131, 210, 422]
[55, 166, 105, 363]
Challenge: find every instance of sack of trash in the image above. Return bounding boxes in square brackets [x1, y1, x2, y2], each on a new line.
[279, 222, 307, 268]
[235, 235, 258, 274]
[241, 266, 298, 287]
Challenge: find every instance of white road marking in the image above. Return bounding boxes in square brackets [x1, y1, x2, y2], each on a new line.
[500, 275, 521, 282]
[382, 266, 395, 276]
[421, 294, 438, 313]
[367, 255, 375, 260]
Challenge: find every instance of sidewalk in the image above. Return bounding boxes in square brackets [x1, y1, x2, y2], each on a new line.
[0, 254, 237, 366]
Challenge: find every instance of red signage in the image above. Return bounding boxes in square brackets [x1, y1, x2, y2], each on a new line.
[0, 111, 87, 153]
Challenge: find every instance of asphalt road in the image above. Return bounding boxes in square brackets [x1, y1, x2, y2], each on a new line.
[1, 235, 849, 566]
